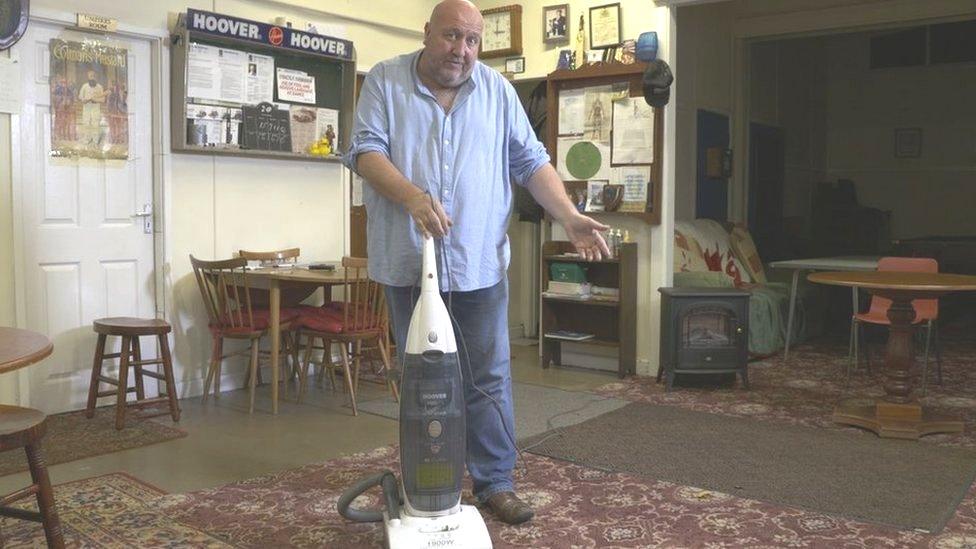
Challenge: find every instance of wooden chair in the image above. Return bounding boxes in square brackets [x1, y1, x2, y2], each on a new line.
[86, 317, 181, 430]
[0, 406, 64, 548]
[239, 247, 314, 393]
[298, 257, 399, 414]
[190, 255, 300, 413]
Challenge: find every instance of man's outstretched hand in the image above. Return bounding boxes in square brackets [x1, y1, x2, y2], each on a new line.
[561, 213, 611, 261]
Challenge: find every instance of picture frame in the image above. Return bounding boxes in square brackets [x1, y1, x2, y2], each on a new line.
[543, 4, 569, 44]
[894, 127, 922, 158]
[505, 56, 525, 74]
[588, 3, 621, 50]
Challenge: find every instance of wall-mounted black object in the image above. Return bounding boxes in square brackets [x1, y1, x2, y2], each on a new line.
[0, 0, 29, 51]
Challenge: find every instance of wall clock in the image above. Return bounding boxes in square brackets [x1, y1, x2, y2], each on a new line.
[0, 0, 29, 50]
[480, 5, 522, 59]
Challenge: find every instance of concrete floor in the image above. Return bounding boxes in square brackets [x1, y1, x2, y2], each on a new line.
[0, 345, 614, 495]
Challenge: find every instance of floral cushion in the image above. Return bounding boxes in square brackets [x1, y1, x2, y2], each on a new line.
[674, 226, 709, 273]
[679, 219, 751, 285]
[729, 225, 767, 284]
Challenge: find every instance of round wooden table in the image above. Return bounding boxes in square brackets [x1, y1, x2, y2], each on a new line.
[808, 271, 976, 440]
[0, 327, 54, 373]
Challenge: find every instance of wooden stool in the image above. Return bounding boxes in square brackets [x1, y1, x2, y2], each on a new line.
[0, 405, 64, 548]
[87, 317, 181, 430]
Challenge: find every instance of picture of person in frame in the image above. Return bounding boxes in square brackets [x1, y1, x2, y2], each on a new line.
[545, 6, 567, 42]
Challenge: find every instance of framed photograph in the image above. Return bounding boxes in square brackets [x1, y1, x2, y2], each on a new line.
[505, 56, 526, 74]
[588, 3, 621, 50]
[894, 127, 922, 158]
[543, 4, 569, 44]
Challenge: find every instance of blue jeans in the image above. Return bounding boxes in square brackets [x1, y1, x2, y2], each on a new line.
[385, 279, 516, 502]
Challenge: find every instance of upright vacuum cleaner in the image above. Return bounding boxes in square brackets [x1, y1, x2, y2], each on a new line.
[337, 236, 493, 549]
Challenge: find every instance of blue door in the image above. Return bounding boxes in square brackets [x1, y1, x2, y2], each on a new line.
[696, 110, 730, 220]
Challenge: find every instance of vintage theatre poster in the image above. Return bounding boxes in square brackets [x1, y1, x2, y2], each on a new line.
[50, 39, 129, 159]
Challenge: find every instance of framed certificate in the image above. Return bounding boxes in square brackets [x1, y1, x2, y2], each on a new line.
[588, 3, 621, 50]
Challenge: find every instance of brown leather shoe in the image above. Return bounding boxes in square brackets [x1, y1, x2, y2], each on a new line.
[486, 491, 534, 525]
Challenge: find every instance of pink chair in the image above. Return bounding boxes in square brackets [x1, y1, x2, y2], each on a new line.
[848, 257, 942, 392]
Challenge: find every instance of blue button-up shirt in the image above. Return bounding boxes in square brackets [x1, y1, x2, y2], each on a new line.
[344, 51, 550, 292]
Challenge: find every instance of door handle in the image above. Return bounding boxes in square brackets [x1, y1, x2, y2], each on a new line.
[131, 203, 153, 217]
[131, 203, 153, 234]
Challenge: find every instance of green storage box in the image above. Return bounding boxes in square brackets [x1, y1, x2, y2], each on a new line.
[550, 262, 587, 283]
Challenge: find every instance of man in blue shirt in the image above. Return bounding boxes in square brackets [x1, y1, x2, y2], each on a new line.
[345, 0, 609, 524]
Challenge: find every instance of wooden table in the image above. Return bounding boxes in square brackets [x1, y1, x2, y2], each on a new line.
[0, 327, 64, 548]
[808, 271, 976, 439]
[0, 327, 53, 374]
[246, 267, 352, 414]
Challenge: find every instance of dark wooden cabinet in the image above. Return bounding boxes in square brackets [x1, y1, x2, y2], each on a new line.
[540, 241, 637, 377]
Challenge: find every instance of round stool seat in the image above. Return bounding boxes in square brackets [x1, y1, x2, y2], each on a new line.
[0, 405, 47, 452]
[94, 317, 171, 336]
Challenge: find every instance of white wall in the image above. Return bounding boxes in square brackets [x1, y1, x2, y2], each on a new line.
[0, 0, 438, 401]
[823, 31, 976, 239]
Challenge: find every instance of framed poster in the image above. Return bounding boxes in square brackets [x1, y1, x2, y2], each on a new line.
[543, 4, 569, 44]
[588, 3, 621, 50]
[50, 39, 129, 159]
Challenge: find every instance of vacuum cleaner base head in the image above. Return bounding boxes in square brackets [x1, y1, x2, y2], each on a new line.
[384, 504, 492, 549]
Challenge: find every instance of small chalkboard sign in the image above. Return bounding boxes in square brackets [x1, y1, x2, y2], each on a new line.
[242, 102, 292, 152]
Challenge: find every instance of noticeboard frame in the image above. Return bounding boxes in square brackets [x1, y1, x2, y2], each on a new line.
[170, 9, 356, 163]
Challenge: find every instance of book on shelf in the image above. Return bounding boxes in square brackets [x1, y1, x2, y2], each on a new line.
[544, 330, 595, 341]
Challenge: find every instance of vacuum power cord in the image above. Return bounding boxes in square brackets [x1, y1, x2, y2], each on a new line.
[336, 470, 401, 523]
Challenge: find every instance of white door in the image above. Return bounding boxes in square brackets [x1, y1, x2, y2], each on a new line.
[13, 23, 157, 414]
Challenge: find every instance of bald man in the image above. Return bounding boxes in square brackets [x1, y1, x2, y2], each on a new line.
[345, 0, 609, 525]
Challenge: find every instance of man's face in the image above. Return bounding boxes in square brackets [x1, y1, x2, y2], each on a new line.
[87, 71, 96, 83]
[421, 5, 483, 90]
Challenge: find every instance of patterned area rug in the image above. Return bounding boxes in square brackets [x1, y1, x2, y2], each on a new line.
[0, 473, 227, 548]
[157, 445, 976, 548]
[0, 408, 186, 477]
[596, 335, 976, 449]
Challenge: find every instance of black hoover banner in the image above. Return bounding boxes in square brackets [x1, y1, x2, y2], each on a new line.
[185, 9, 353, 61]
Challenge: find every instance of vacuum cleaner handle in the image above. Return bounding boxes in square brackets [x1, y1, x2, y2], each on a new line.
[336, 470, 401, 522]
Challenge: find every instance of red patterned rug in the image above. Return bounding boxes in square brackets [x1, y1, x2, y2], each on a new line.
[596, 334, 976, 449]
[157, 445, 976, 548]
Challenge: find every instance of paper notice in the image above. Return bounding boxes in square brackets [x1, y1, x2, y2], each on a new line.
[316, 108, 339, 151]
[289, 105, 318, 154]
[558, 88, 584, 135]
[244, 52, 274, 104]
[614, 166, 650, 212]
[277, 68, 316, 104]
[186, 43, 246, 103]
[611, 96, 655, 164]
[0, 56, 22, 114]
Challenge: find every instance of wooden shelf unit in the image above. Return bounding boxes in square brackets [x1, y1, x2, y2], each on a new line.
[545, 62, 663, 224]
[540, 240, 637, 377]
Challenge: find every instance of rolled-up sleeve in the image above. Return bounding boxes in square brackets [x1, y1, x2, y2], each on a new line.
[343, 65, 391, 174]
[505, 83, 550, 187]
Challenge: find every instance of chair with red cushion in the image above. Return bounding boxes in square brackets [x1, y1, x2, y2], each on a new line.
[190, 255, 300, 413]
[848, 256, 942, 392]
[297, 257, 398, 415]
